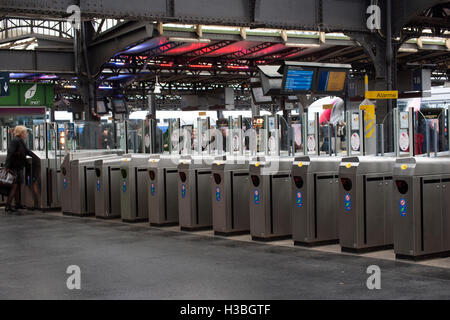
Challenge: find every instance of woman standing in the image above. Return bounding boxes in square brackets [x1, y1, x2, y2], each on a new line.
[4, 126, 34, 212]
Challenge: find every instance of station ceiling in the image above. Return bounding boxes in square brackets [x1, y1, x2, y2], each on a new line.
[0, 1, 449, 100]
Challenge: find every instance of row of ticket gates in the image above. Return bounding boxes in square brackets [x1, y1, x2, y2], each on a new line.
[3, 110, 450, 261]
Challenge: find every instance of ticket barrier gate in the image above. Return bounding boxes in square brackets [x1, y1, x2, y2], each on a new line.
[120, 154, 153, 223]
[20, 151, 64, 211]
[249, 157, 293, 241]
[338, 156, 395, 252]
[66, 154, 120, 216]
[178, 155, 216, 231]
[291, 156, 341, 246]
[94, 155, 132, 219]
[148, 154, 181, 227]
[393, 157, 450, 260]
[211, 156, 250, 236]
[61, 152, 120, 215]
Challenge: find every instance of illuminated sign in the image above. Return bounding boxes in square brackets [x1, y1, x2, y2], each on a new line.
[283, 68, 314, 92]
[365, 91, 398, 99]
[317, 71, 347, 92]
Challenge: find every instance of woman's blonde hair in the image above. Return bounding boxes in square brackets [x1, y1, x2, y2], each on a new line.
[13, 125, 27, 137]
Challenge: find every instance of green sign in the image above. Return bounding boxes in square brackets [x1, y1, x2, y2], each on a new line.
[0, 83, 54, 107]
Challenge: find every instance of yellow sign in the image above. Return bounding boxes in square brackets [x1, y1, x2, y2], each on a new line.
[323, 104, 333, 110]
[360, 104, 376, 139]
[365, 91, 398, 99]
[199, 112, 207, 116]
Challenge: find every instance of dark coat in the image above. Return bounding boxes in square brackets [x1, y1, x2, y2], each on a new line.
[5, 136, 34, 171]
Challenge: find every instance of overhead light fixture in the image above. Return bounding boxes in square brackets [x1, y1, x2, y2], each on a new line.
[398, 47, 418, 53]
[154, 76, 162, 94]
[189, 64, 213, 69]
[284, 42, 321, 48]
[168, 37, 211, 43]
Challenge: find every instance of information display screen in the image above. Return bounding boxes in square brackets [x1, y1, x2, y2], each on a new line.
[96, 100, 108, 114]
[279, 62, 350, 95]
[112, 99, 127, 113]
[316, 70, 347, 93]
[282, 67, 315, 93]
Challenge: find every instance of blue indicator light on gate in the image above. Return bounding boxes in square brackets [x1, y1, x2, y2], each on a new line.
[344, 193, 351, 212]
[399, 198, 407, 217]
[216, 187, 221, 201]
[63, 178, 67, 189]
[296, 191, 303, 208]
[254, 189, 260, 205]
[181, 184, 186, 198]
[97, 180, 101, 191]
[122, 181, 127, 193]
[150, 183, 155, 196]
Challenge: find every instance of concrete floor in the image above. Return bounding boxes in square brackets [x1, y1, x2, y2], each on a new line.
[1, 210, 450, 300]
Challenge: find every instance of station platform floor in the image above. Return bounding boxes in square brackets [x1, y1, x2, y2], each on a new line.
[1, 210, 449, 300]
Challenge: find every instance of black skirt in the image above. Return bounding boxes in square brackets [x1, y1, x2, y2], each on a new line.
[15, 169, 24, 185]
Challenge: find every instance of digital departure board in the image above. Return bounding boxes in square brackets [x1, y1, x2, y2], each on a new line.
[112, 99, 127, 114]
[317, 70, 347, 93]
[282, 67, 315, 93]
[279, 62, 351, 96]
[96, 100, 108, 114]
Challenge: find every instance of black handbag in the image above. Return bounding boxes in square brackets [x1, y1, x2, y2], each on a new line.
[0, 167, 17, 187]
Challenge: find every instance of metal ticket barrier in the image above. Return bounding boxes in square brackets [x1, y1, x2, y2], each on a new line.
[178, 117, 217, 231]
[120, 154, 153, 223]
[148, 154, 180, 226]
[66, 154, 120, 216]
[291, 112, 344, 246]
[94, 155, 132, 219]
[292, 156, 341, 246]
[249, 157, 293, 241]
[249, 115, 294, 241]
[20, 152, 62, 210]
[19, 123, 64, 211]
[61, 151, 120, 215]
[393, 157, 450, 260]
[393, 107, 450, 260]
[339, 156, 395, 252]
[338, 108, 411, 253]
[147, 118, 183, 227]
[211, 116, 252, 236]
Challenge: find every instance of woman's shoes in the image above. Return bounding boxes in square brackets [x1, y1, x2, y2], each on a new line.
[14, 204, 26, 210]
[5, 205, 18, 213]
